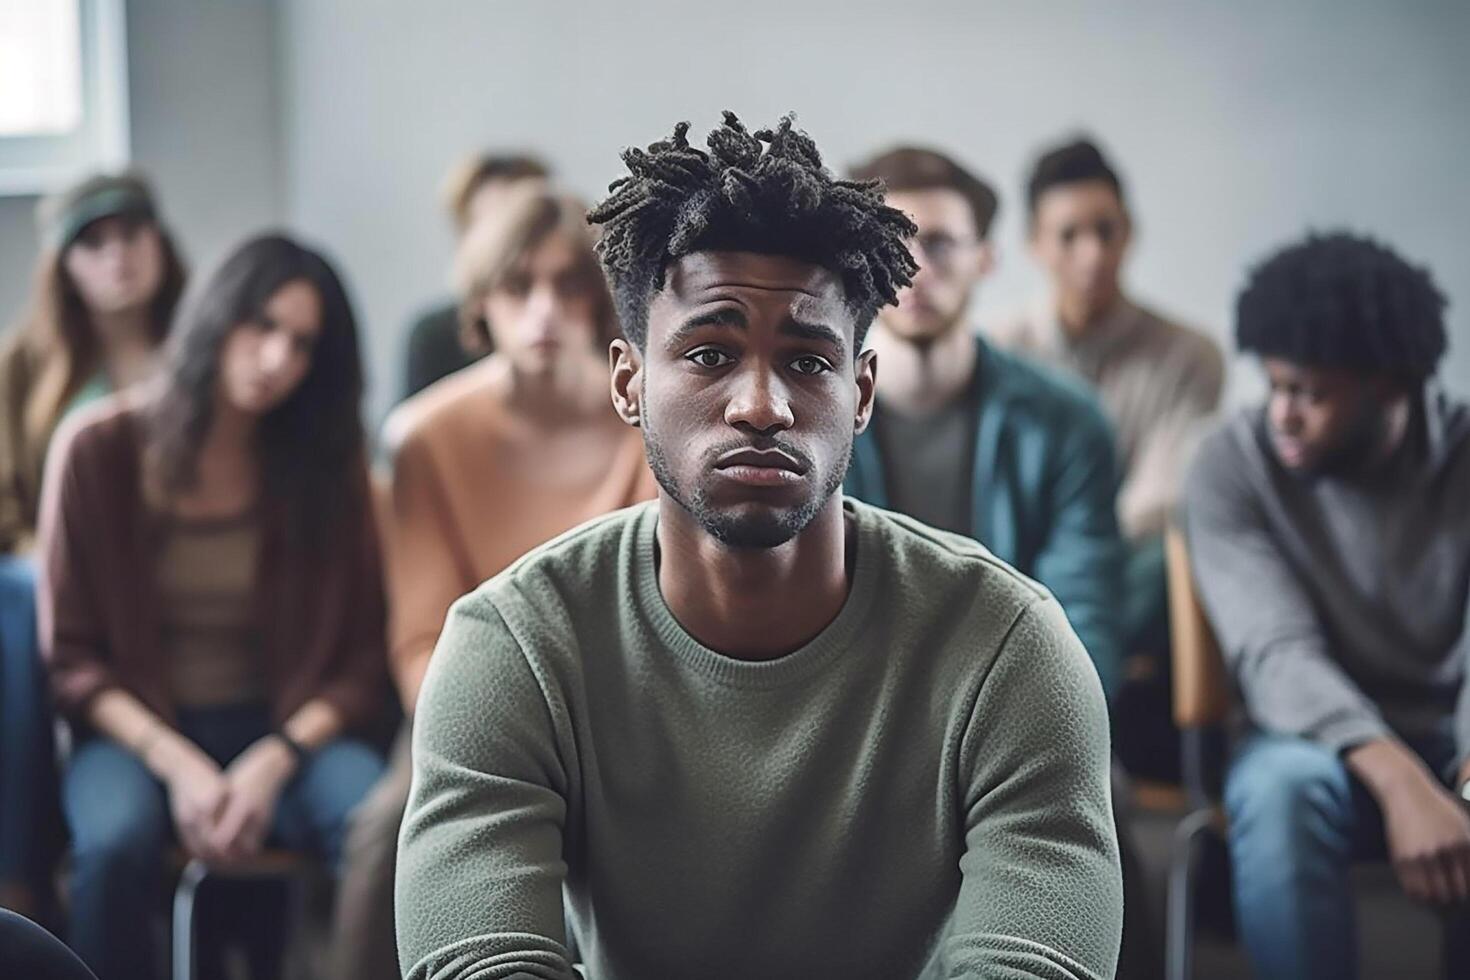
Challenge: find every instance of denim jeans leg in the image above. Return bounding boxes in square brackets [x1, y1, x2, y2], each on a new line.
[1224, 732, 1362, 980]
[271, 738, 385, 873]
[0, 554, 59, 891]
[62, 738, 170, 980]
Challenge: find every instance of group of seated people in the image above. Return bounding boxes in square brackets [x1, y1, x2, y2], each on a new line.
[0, 110, 1463, 980]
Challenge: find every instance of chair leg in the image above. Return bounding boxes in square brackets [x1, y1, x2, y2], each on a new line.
[1166, 808, 1217, 980]
[172, 859, 209, 980]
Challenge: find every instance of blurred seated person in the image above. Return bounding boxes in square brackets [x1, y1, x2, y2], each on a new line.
[332, 185, 655, 980]
[990, 138, 1223, 780]
[37, 235, 388, 980]
[400, 151, 550, 399]
[845, 146, 1125, 699]
[1184, 231, 1470, 980]
[0, 172, 185, 920]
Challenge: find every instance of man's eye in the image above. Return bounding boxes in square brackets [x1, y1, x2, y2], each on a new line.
[687, 348, 733, 369]
[790, 355, 832, 376]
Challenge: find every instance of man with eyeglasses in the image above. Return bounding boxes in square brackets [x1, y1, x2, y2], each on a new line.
[846, 146, 1124, 699]
[846, 144, 1150, 976]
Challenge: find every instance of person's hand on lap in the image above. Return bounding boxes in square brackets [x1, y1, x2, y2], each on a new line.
[210, 736, 298, 863]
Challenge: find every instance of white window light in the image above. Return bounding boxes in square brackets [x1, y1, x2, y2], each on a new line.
[0, 0, 129, 196]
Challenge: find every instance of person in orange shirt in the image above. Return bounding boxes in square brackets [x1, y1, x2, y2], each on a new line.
[331, 184, 655, 980]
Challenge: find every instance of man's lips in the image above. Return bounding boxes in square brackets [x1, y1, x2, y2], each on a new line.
[1274, 435, 1308, 466]
[713, 447, 808, 487]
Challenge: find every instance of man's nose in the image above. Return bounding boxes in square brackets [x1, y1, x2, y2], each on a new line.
[724, 364, 794, 435]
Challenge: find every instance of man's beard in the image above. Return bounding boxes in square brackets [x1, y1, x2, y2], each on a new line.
[1289, 403, 1392, 480]
[642, 416, 849, 550]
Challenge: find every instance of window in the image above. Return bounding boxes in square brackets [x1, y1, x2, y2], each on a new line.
[0, 0, 129, 196]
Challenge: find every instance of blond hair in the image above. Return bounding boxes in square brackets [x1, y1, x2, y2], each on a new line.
[453, 185, 616, 351]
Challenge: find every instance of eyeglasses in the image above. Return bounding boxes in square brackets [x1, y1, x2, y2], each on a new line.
[910, 232, 980, 272]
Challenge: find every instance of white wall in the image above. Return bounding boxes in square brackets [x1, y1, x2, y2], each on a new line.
[280, 0, 1470, 426]
[0, 0, 283, 337]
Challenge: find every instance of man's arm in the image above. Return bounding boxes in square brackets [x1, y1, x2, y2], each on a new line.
[1116, 338, 1224, 540]
[1182, 432, 1389, 749]
[947, 597, 1122, 979]
[383, 428, 477, 712]
[1032, 405, 1126, 700]
[396, 597, 576, 980]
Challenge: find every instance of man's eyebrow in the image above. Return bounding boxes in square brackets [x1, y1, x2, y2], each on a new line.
[781, 315, 846, 355]
[666, 307, 747, 348]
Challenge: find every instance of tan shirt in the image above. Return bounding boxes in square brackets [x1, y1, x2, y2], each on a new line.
[381, 359, 658, 709]
[157, 513, 264, 708]
[988, 297, 1224, 539]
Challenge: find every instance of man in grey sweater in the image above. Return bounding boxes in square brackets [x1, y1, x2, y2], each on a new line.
[395, 113, 1122, 980]
[1184, 231, 1470, 980]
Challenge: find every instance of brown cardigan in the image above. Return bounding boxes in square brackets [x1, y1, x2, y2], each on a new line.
[36, 396, 389, 731]
[0, 332, 51, 553]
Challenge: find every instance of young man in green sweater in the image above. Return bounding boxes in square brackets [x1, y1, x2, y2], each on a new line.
[396, 113, 1123, 980]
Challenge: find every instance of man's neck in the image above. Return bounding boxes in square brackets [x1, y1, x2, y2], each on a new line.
[655, 494, 852, 661]
[1055, 287, 1124, 342]
[499, 350, 609, 427]
[868, 321, 976, 417]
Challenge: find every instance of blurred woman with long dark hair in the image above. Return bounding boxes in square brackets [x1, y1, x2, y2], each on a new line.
[37, 234, 388, 979]
[0, 172, 185, 919]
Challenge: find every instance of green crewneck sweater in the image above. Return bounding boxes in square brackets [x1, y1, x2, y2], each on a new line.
[397, 499, 1121, 980]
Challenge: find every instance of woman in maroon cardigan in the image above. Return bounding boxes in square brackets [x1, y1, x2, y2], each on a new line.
[37, 234, 388, 979]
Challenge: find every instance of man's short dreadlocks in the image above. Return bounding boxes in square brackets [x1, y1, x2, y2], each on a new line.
[588, 111, 918, 350]
[1236, 231, 1447, 382]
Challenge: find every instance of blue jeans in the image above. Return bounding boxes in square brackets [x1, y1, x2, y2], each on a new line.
[63, 702, 384, 980]
[0, 554, 61, 890]
[1225, 729, 1466, 980]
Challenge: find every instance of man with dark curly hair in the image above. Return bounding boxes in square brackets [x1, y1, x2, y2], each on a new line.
[395, 113, 1123, 980]
[1183, 231, 1470, 979]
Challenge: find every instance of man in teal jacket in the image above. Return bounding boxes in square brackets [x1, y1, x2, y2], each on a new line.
[845, 147, 1125, 698]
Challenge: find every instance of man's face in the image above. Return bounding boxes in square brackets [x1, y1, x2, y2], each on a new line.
[610, 251, 876, 549]
[1262, 358, 1395, 475]
[879, 188, 992, 344]
[1029, 180, 1130, 320]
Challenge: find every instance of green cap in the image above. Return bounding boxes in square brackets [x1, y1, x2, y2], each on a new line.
[39, 172, 159, 251]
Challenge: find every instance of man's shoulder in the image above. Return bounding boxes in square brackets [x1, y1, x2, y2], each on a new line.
[1186, 408, 1268, 500]
[406, 299, 460, 337]
[852, 498, 1054, 614]
[1132, 302, 1224, 376]
[981, 341, 1113, 441]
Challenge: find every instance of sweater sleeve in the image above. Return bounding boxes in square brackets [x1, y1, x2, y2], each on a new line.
[396, 594, 576, 980]
[947, 597, 1122, 979]
[1031, 403, 1126, 701]
[384, 427, 478, 712]
[35, 414, 116, 719]
[1182, 430, 1390, 751]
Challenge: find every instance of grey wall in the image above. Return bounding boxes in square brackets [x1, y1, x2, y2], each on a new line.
[4, 1, 1467, 429]
[0, 0, 282, 336]
[280, 0, 1470, 426]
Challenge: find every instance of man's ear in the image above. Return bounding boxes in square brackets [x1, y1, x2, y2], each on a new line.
[975, 240, 997, 279]
[854, 347, 878, 435]
[609, 338, 644, 427]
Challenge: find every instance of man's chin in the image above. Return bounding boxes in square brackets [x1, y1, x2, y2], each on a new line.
[699, 506, 804, 550]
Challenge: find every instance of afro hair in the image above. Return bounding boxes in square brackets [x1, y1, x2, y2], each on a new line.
[1235, 231, 1447, 381]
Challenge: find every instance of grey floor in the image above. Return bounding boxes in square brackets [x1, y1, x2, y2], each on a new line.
[1130, 805, 1447, 979]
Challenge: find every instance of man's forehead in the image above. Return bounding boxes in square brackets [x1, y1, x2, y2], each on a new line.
[661, 251, 846, 310]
